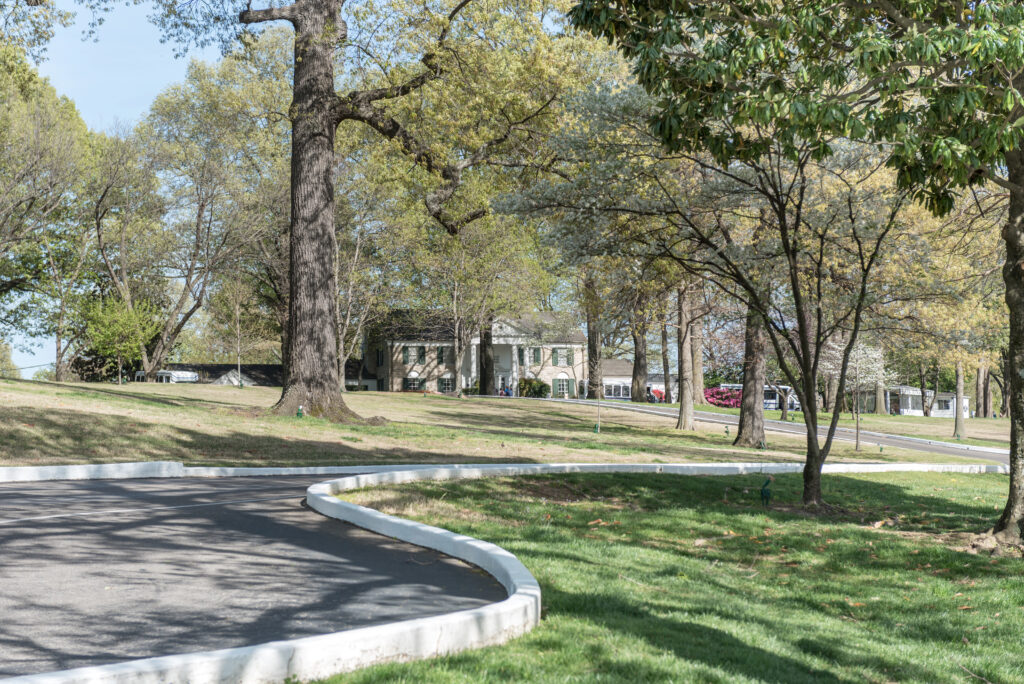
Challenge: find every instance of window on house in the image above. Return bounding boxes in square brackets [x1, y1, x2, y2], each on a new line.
[402, 346, 409, 364]
[518, 347, 525, 366]
[605, 384, 614, 397]
[417, 346, 426, 364]
[555, 378, 570, 397]
[438, 347, 445, 364]
[533, 347, 541, 364]
[938, 399, 951, 411]
[438, 377, 455, 393]
[403, 377, 426, 391]
[376, 349, 384, 367]
[622, 385, 631, 398]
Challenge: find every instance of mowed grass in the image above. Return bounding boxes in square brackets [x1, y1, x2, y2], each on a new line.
[333, 472, 1023, 684]
[0, 379, 991, 467]
[681, 402, 1010, 448]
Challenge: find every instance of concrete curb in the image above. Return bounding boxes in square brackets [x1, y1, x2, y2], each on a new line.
[0, 461, 185, 482]
[1, 460, 1008, 683]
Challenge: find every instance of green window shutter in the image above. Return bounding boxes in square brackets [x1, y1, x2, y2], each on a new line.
[418, 346, 426, 364]
[438, 378, 444, 392]
[552, 349, 559, 366]
[567, 348, 574, 366]
[402, 346, 409, 364]
[438, 347, 445, 364]
[517, 347, 524, 366]
[533, 347, 540, 364]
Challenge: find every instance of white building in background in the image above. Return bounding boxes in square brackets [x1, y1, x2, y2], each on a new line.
[364, 311, 586, 397]
[718, 383, 802, 411]
[865, 385, 969, 418]
[601, 358, 635, 400]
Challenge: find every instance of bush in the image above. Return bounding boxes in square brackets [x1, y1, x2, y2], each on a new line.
[519, 377, 551, 398]
[705, 387, 742, 408]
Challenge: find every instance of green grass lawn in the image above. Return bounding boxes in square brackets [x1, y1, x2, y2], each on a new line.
[332, 472, 1023, 684]
[594, 399, 1010, 449]
[0, 379, 989, 467]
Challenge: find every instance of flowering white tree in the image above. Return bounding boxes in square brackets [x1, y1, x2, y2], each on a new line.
[821, 341, 887, 451]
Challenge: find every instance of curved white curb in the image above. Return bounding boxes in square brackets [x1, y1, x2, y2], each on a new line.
[2, 460, 1009, 684]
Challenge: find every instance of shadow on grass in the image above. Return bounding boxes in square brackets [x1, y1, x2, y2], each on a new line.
[414, 403, 753, 456]
[0, 405, 539, 468]
[10, 378, 255, 411]
[544, 586, 848, 684]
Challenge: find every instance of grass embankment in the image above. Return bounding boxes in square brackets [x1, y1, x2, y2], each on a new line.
[333, 472, 1023, 683]
[0, 379, 988, 467]
[616, 400, 1010, 448]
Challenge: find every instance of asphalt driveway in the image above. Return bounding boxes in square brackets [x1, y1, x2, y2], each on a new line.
[0, 475, 505, 677]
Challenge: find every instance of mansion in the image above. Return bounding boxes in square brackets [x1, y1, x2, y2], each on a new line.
[359, 312, 588, 397]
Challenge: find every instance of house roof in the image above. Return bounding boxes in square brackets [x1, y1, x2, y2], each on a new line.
[600, 358, 635, 378]
[373, 310, 456, 342]
[506, 312, 587, 345]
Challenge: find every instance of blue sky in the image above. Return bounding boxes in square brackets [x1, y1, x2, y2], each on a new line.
[10, 3, 218, 374]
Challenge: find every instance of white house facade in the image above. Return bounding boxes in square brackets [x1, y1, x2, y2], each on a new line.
[364, 312, 586, 397]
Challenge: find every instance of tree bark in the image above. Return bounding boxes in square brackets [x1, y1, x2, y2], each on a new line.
[993, 149, 1024, 543]
[874, 380, 886, 415]
[676, 286, 694, 429]
[479, 316, 494, 395]
[824, 374, 837, 414]
[631, 325, 648, 402]
[268, 1, 360, 420]
[734, 305, 766, 448]
[918, 362, 931, 417]
[985, 367, 993, 418]
[691, 313, 706, 405]
[976, 363, 986, 419]
[660, 319, 673, 404]
[954, 359, 965, 439]
[583, 271, 603, 399]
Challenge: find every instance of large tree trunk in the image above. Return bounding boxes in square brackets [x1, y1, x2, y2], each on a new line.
[660, 319, 673, 404]
[1002, 348, 1011, 418]
[271, 3, 359, 421]
[985, 367, 993, 418]
[823, 374, 837, 413]
[479, 316, 494, 395]
[583, 272, 603, 399]
[976, 363, 986, 419]
[994, 150, 1024, 543]
[874, 380, 886, 415]
[630, 325, 648, 402]
[691, 313, 706, 405]
[954, 359, 965, 439]
[734, 305, 766, 448]
[918, 362, 932, 417]
[676, 286, 694, 430]
[54, 328, 64, 382]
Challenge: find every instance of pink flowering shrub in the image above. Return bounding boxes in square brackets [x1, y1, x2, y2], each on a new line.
[705, 387, 742, 408]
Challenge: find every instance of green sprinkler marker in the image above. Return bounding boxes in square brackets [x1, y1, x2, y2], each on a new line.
[297, 404, 304, 418]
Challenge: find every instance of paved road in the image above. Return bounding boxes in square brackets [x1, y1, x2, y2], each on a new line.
[0, 475, 505, 677]
[535, 398, 1009, 464]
